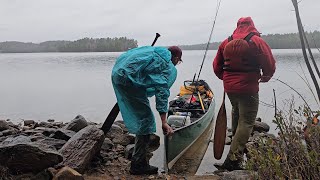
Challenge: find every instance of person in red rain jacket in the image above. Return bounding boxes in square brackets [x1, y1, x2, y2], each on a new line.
[213, 17, 276, 171]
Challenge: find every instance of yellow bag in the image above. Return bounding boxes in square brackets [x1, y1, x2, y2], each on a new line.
[179, 85, 204, 96]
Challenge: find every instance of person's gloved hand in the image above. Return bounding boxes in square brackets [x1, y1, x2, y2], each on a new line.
[162, 122, 173, 136]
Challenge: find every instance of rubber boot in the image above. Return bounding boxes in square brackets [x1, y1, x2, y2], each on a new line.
[214, 156, 243, 171]
[129, 161, 158, 175]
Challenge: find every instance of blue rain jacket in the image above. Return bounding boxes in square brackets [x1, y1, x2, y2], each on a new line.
[111, 46, 177, 135]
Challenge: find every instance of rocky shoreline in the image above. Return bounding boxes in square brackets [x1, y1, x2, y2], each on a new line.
[0, 115, 271, 180]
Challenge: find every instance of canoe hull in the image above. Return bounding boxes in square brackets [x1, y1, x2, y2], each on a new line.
[164, 98, 215, 170]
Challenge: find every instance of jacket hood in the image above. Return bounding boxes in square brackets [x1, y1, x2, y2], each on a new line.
[232, 17, 260, 39]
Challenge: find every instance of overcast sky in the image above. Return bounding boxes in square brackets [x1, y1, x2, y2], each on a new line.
[1, 0, 319, 46]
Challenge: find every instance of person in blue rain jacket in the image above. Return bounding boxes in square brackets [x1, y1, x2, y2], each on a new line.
[111, 45, 182, 175]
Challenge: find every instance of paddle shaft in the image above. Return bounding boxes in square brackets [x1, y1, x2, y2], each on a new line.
[101, 33, 161, 134]
[213, 92, 227, 159]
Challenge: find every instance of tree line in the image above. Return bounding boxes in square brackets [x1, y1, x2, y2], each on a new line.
[1, 31, 320, 53]
[0, 37, 138, 53]
[180, 30, 320, 50]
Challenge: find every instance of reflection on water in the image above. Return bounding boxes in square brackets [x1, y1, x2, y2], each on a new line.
[0, 49, 319, 174]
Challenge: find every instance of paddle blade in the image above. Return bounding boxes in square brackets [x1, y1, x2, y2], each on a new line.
[101, 103, 120, 134]
[213, 101, 227, 159]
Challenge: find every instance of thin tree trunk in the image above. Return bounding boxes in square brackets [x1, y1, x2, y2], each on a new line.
[302, 29, 320, 79]
[291, 0, 320, 102]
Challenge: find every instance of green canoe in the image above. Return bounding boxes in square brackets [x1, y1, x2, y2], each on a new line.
[164, 80, 215, 171]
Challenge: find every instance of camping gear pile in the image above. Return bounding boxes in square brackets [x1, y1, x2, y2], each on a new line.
[167, 80, 213, 129]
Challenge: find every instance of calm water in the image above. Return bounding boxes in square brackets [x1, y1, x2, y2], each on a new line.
[0, 49, 319, 173]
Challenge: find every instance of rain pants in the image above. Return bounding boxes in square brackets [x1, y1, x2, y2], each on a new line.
[111, 46, 177, 135]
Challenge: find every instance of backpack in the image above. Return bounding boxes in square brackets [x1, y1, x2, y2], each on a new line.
[223, 32, 260, 72]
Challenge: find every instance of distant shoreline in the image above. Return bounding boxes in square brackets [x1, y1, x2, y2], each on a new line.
[1, 30, 320, 53]
[0, 48, 317, 54]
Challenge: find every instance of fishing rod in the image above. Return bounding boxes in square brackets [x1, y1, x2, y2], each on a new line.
[196, 0, 222, 81]
[186, 0, 222, 113]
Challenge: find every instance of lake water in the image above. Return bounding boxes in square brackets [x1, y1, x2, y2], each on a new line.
[0, 49, 319, 174]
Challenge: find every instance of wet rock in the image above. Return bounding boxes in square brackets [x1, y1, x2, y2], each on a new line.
[24, 129, 44, 135]
[65, 115, 88, 132]
[225, 137, 232, 145]
[52, 122, 64, 128]
[124, 144, 135, 159]
[1, 135, 31, 145]
[39, 122, 54, 128]
[35, 137, 67, 150]
[106, 124, 123, 139]
[112, 133, 135, 146]
[58, 125, 105, 173]
[0, 120, 10, 131]
[48, 119, 55, 123]
[7, 121, 21, 130]
[101, 137, 114, 151]
[253, 121, 270, 133]
[38, 127, 58, 137]
[114, 120, 128, 133]
[24, 120, 35, 126]
[50, 129, 75, 141]
[53, 166, 84, 180]
[0, 137, 63, 173]
[1, 128, 19, 136]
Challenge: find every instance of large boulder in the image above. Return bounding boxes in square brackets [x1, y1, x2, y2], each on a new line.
[0, 136, 63, 173]
[58, 125, 105, 173]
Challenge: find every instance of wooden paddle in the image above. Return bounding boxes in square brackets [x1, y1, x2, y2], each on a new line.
[213, 92, 227, 159]
[101, 33, 161, 134]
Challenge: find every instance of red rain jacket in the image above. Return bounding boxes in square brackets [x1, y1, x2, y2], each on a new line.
[213, 17, 276, 93]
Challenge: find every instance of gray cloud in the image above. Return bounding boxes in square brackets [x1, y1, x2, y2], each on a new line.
[0, 0, 319, 46]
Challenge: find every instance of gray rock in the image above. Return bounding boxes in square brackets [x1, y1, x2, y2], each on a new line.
[106, 124, 123, 139]
[58, 125, 105, 173]
[1, 135, 31, 145]
[225, 137, 232, 145]
[39, 122, 54, 128]
[1, 128, 19, 136]
[35, 137, 67, 150]
[65, 115, 88, 132]
[24, 120, 35, 126]
[37, 127, 58, 137]
[112, 134, 132, 146]
[114, 120, 128, 132]
[0, 138, 63, 173]
[101, 138, 114, 151]
[124, 144, 135, 160]
[47, 119, 55, 123]
[0, 120, 10, 131]
[50, 129, 76, 141]
[253, 121, 270, 133]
